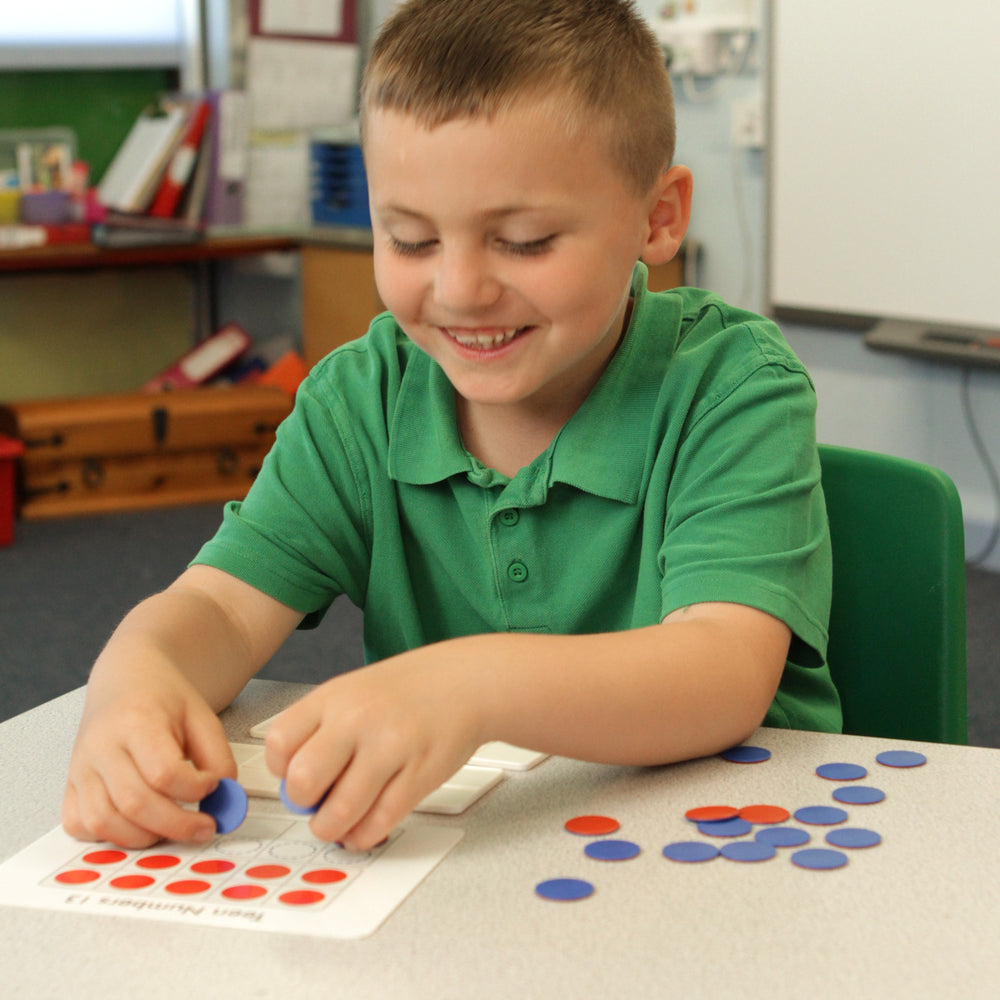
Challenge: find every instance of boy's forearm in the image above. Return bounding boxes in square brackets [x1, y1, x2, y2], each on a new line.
[454, 616, 786, 765]
[89, 586, 261, 713]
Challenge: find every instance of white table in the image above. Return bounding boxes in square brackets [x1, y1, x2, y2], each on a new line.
[2, 679, 999, 999]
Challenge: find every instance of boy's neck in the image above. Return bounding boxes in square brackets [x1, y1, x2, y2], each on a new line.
[457, 400, 566, 478]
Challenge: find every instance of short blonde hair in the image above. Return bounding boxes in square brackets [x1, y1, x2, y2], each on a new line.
[361, 0, 675, 195]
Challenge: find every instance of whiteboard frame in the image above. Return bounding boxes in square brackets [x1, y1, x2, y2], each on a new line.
[766, 0, 1000, 333]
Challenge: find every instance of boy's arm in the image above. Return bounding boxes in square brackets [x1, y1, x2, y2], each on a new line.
[484, 602, 789, 763]
[62, 565, 304, 848]
[268, 601, 788, 850]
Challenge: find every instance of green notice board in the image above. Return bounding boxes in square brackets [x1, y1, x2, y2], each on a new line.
[0, 68, 178, 184]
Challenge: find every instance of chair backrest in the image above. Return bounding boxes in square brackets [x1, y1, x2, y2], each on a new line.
[818, 444, 968, 744]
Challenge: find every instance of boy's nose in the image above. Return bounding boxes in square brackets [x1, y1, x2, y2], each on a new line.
[433, 247, 502, 311]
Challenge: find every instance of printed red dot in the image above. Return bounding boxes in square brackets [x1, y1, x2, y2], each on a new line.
[190, 859, 236, 875]
[110, 874, 155, 890]
[82, 850, 128, 865]
[564, 815, 620, 836]
[222, 884, 268, 900]
[246, 864, 291, 880]
[137, 854, 181, 870]
[279, 890, 325, 906]
[55, 869, 100, 885]
[164, 879, 211, 895]
[302, 868, 347, 885]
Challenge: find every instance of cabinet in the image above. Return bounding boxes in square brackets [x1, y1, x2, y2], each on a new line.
[301, 240, 382, 366]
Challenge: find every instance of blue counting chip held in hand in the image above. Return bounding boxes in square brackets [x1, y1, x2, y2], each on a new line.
[199, 777, 248, 834]
[280, 777, 322, 816]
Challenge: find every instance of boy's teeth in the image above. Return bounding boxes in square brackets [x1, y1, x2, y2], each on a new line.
[450, 328, 521, 346]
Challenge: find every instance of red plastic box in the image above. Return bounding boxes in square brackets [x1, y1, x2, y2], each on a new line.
[0, 434, 24, 546]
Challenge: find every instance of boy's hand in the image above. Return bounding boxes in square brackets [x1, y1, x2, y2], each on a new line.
[265, 647, 484, 850]
[61, 660, 237, 849]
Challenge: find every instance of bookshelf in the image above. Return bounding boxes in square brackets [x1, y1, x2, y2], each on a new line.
[0, 230, 687, 397]
[0, 232, 298, 273]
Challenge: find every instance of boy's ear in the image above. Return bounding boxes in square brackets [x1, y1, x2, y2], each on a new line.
[641, 165, 693, 266]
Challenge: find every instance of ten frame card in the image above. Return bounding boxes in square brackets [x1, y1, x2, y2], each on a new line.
[0, 807, 462, 939]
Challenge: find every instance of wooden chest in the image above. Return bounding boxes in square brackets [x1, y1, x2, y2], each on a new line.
[0, 385, 292, 519]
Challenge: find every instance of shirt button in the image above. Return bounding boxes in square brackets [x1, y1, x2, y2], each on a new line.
[507, 561, 529, 583]
[499, 509, 520, 527]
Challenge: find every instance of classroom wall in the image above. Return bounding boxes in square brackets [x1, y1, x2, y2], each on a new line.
[229, 0, 1000, 569]
[633, 0, 1000, 571]
[0, 270, 193, 399]
[5, 0, 998, 568]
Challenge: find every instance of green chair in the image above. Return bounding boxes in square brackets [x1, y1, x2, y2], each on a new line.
[818, 444, 968, 744]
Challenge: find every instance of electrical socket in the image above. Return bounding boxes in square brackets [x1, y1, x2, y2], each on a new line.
[731, 94, 765, 149]
[654, 3, 760, 78]
[659, 28, 724, 77]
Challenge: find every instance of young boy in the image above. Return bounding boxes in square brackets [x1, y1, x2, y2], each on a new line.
[62, 0, 840, 852]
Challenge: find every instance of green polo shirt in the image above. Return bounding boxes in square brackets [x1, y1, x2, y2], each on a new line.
[193, 265, 841, 732]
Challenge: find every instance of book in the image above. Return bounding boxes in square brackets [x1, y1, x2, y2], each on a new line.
[179, 128, 213, 225]
[96, 104, 189, 214]
[202, 90, 249, 226]
[141, 323, 252, 391]
[0, 223, 91, 250]
[149, 99, 212, 218]
[91, 211, 202, 248]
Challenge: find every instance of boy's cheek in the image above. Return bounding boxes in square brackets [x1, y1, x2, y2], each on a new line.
[373, 258, 416, 317]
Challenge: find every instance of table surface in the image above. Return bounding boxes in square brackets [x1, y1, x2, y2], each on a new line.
[3, 679, 999, 1000]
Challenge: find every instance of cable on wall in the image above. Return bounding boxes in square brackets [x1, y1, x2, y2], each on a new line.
[960, 366, 1000, 565]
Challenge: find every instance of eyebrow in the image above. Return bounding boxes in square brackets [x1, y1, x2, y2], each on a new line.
[375, 203, 553, 223]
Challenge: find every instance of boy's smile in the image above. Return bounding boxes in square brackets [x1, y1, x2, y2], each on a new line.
[364, 98, 671, 460]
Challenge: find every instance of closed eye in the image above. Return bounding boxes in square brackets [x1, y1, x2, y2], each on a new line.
[388, 236, 436, 257]
[499, 235, 557, 257]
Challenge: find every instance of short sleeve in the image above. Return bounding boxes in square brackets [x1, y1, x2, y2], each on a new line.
[191, 370, 375, 624]
[659, 333, 831, 669]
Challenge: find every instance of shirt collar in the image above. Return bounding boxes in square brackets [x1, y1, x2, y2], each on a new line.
[387, 354, 471, 485]
[388, 264, 665, 504]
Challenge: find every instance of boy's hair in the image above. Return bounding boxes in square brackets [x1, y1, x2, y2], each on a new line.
[361, 0, 675, 195]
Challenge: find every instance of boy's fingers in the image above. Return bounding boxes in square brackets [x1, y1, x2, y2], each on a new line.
[264, 700, 321, 775]
[61, 783, 98, 843]
[334, 767, 426, 851]
[309, 750, 404, 845]
[65, 757, 212, 849]
[110, 760, 218, 845]
[281, 720, 358, 816]
[129, 727, 219, 805]
[183, 709, 239, 783]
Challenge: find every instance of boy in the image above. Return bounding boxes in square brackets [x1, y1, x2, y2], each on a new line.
[62, 0, 840, 852]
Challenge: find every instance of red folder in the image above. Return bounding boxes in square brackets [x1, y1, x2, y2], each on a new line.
[149, 100, 212, 218]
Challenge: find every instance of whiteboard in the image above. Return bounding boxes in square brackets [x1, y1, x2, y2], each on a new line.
[767, 1, 1000, 330]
